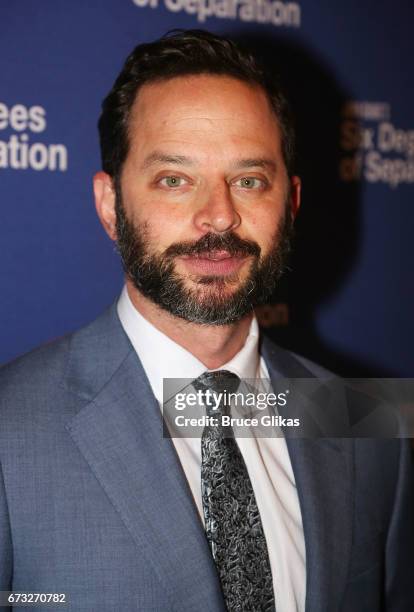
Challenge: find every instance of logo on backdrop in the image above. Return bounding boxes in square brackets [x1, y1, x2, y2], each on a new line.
[132, 0, 301, 28]
[339, 101, 414, 189]
[0, 102, 68, 172]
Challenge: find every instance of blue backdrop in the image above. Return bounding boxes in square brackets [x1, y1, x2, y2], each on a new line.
[1, 0, 413, 376]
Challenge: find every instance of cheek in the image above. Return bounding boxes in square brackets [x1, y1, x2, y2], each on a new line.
[122, 187, 186, 245]
[240, 185, 287, 245]
[139, 206, 191, 252]
[243, 212, 280, 254]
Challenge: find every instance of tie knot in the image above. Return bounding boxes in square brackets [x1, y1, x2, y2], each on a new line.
[193, 370, 240, 395]
[193, 370, 240, 418]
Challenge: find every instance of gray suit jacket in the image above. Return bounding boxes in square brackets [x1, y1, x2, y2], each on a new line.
[0, 304, 413, 611]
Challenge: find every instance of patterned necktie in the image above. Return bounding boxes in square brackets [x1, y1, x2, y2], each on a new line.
[194, 370, 275, 612]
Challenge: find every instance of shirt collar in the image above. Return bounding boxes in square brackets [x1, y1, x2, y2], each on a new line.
[117, 285, 260, 402]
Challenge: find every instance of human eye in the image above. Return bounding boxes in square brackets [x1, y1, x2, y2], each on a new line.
[233, 176, 267, 190]
[158, 175, 188, 188]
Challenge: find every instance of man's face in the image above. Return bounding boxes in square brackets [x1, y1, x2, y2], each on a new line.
[111, 75, 300, 324]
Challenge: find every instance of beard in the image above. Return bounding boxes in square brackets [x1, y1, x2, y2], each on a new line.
[115, 193, 293, 326]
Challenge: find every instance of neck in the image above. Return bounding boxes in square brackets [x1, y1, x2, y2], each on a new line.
[125, 280, 253, 370]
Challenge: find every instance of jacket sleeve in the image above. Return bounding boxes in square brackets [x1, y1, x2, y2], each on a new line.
[385, 438, 414, 610]
[0, 459, 12, 591]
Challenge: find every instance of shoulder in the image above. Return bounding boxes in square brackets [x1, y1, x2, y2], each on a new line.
[0, 303, 130, 426]
[0, 333, 70, 402]
[0, 330, 76, 441]
[260, 332, 410, 458]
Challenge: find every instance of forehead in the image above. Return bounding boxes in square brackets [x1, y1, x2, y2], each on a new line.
[126, 74, 283, 162]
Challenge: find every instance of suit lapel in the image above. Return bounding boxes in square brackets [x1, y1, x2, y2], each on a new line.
[285, 438, 353, 612]
[64, 307, 225, 612]
[261, 337, 353, 612]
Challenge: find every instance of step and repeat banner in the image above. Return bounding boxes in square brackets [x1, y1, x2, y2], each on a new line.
[1, 1, 413, 376]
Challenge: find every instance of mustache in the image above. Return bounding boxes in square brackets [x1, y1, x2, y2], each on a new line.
[163, 232, 261, 259]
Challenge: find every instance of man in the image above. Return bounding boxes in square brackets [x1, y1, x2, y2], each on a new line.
[0, 30, 413, 612]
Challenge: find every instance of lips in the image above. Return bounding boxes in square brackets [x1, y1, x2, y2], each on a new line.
[179, 250, 248, 275]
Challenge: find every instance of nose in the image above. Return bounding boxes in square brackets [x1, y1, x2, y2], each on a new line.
[193, 183, 241, 234]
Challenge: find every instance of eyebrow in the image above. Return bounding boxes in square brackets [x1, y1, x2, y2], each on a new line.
[141, 151, 277, 173]
[234, 158, 277, 173]
[141, 152, 194, 170]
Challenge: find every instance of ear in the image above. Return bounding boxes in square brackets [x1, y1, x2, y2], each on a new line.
[289, 175, 301, 221]
[93, 171, 117, 240]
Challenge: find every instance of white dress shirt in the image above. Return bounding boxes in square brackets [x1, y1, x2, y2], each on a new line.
[117, 286, 306, 611]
